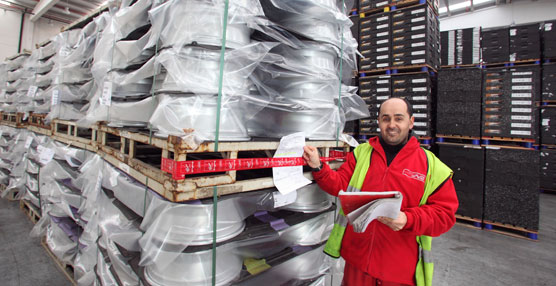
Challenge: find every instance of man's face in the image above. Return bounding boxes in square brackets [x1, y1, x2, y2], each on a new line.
[378, 98, 415, 146]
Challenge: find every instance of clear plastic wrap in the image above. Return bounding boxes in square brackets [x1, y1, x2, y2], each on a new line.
[45, 220, 79, 264]
[6, 54, 30, 71]
[79, 92, 157, 128]
[112, 0, 152, 40]
[142, 208, 334, 286]
[112, 29, 155, 70]
[149, 93, 249, 140]
[236, 244, 330, 286]
[153, 42, 273, 95]
[38, 41, 57, 60]
[147, 0, 266, 49]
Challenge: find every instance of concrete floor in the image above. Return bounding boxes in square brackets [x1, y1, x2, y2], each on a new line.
[0, 198, 70, 286]
[1, 194, 555, 286]
[434, 193, 556, 286]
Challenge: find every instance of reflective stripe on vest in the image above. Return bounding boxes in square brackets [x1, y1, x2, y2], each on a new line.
[415, 149, 453, 286]
[323, 143, 373, 258]
[323, 144, 453, 286]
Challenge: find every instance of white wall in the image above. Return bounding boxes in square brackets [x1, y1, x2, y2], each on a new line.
[0, 9, 65, 61]
[440, 0, 556, 31]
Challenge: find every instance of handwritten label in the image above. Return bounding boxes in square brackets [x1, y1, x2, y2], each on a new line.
[51, 89, 59, 105]
[37, 146, 55, 165]
[100, 81, 112, 106]
[27, 86, 38, 98]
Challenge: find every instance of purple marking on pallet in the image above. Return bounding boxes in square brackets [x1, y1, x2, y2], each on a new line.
[270, 218, 289, 231]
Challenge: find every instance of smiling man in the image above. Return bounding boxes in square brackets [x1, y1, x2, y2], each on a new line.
[303, 97, 459, 286]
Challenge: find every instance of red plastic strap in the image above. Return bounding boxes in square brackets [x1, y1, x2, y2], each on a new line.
[161, 152, 347, 180]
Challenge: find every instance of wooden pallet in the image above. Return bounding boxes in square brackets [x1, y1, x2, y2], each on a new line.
[0, 112, 27, 128]
[94, 124, 349, 202]
[19, 199, 41, 224]
[483, 59, 541, 68]
[2, 187, 19, 201]
[440, 64, 481, 69]
[455, 214, 482, 230]
[28, 112, 51, 129]
[483, 220, 538, 241]
[50, 119, 98, 152]
[436, 135, 481, 146]
[359, 6, 390, 15]
[391, 0, 438, 11]
[360, 64, 436, 77]
[481, 136, 537, 150]
[41, 237, 77, 286]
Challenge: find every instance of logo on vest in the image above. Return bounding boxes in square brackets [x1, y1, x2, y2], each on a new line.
[402, 169, 425, 182]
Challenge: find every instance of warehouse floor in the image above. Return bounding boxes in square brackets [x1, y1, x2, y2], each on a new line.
[1, 194, 555, 286]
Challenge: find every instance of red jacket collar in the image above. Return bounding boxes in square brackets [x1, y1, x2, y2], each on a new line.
[367, 135, 421, 162]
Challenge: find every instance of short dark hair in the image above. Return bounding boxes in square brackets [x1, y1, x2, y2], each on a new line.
[379, 97, 413, 117]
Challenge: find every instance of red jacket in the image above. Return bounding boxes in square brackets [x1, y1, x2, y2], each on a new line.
[313, 136, 458, 285]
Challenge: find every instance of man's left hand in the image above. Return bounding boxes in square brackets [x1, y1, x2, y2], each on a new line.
[377, 212, 407, 231]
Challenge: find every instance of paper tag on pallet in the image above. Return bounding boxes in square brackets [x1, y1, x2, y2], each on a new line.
[273, 190, 297, 208]
[542, 119, 550, 126]
[24, 137, 33, 148]
[27, 85, 38, 98]
[100, 81, 112, 106]
[510, 29, 517, 36]
[37, 146, 55, 165]
[51, 89, 59, 106]
[272, 132, 311, 195]
[546, 23, 553, 31]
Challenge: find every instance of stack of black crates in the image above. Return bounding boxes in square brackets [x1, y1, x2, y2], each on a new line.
[434, 20, 556, 239]
[358, 0, 439, 142]
[541, 20, 556, 193]
[440, 27, 481, 66]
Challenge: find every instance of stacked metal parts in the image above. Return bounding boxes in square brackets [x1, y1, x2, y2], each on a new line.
[357, 0, 439, 140]
[481, 65, 540, 141]
[440, 27, 481, 66]
[80, 0, 368, 142]
[436, 68, 482, 137]
[39, 24, 98, 122]
[1, 53, 30, 114]
[0, 0, 371, 285]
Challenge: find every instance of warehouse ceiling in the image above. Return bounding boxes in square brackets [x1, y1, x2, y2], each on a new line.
[0, 0, 106, 24]
[439, 0, 534, 18]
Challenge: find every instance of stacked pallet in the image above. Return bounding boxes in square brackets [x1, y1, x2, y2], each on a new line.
[543, 20, 556, 59]
[483, 148, 539, 237]
[509, 23, 541, 62]
[482, 65, 540, 142]
[436, 67, 482, 138]
[1, 0, 367, 284]
[358, 0, 439, 140]
[437, 143, 484, 223]
[440, 27, 481, 66]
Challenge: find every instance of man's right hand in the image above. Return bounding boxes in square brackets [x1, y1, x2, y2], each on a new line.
[303, 146, 321, 168]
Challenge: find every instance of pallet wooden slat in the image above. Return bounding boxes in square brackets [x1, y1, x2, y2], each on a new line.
[41, 237, 77, 286]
